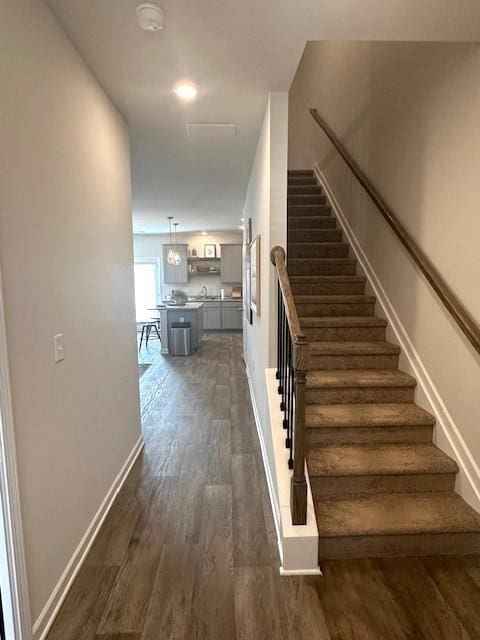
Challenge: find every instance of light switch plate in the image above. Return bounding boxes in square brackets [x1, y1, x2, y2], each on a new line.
[54, 333, 65, 362]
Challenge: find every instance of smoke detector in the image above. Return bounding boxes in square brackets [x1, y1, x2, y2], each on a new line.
[136, 3, 165, 31]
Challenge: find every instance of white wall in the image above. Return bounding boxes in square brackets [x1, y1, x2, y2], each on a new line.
[133, 230, 243, 299]
[243, 92, 288, 526]
[289, 41, 480, 506]
[0, 0, 141, 630]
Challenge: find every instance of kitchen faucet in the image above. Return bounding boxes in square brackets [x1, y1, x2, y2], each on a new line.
[201, 286, 207, 298]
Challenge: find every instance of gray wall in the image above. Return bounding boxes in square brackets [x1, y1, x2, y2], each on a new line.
[0, 0, 141, 625]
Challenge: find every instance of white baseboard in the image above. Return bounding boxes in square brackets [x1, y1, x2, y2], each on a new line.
[245, 364, 321, 575]
[32, 435, 144, 640]
[315, 164, 480, 513]
[245, 366, 283, 563]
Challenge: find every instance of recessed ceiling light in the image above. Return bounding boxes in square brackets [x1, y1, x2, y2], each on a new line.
[136, 3, 165, 31]
[238, 225, 245, 230]
[173, 81, 198, 101]
[201, 231, 208, 236]
[240, 218, 245, 222]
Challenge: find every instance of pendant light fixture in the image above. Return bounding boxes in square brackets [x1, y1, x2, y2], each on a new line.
[173, 222, 181, 265]
[167, 216, 176, 265]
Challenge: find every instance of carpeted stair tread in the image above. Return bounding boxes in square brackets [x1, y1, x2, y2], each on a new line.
[307, 443, 458, 477]
[306, 369, 416, 389]
[288, 204, 332, 216]
[315, 492, 480, 538]
[288, 257, 355, 264]
[300, 316, 387, 328]
[309, 340, 400, 356]
[288, 185, 323, 194]
[290, 275, 365, 283]
[294, 294, 375, 304]
[306, 403, 436, 428]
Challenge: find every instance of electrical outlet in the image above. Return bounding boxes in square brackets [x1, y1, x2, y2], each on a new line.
[54, 333, 65, 362]
[180, 316, 185, 323]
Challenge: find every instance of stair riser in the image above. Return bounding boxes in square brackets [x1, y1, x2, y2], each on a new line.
[288, 195, 327, 206]
[306, 386, 414, 405]
[288, 205, 331, 216]
[318, 532, 480, 559]
[306, 425, 434, 446]
[310, 473, 456, 498]
[288, 170, 313, 177]
[309, 353, 399, 370]
[288, 245, 349, 259]
[288, 262, 357, 276]
[292, 282, 365, 295]
[289, 229, 343, 243]
[288, 217, 337, 229]
[288, 178, 317, 186]
[302, 326, 386, 341]
[288, 186, 323, 195]
[296, 302, 375, 317]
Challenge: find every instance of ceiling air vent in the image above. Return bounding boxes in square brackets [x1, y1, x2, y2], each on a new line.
[185, 124, 237, 138]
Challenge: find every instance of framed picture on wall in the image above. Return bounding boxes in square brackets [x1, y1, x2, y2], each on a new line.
[204, 244, 216, 258]
[250, 235, 260, 316]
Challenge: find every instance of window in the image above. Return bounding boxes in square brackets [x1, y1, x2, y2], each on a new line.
[134, 260, 159, 323]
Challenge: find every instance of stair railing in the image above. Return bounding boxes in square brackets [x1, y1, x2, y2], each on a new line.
[270, 245, 309, 525]
[310, 107, 480, 357]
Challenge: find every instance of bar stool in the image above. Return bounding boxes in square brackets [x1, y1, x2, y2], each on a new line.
[138, 319, 161, 351]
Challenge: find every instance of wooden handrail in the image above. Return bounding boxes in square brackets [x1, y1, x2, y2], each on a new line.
[270, 246, 309, 370]
[310, 107, 480, 357]
[271, 245, 309, 525]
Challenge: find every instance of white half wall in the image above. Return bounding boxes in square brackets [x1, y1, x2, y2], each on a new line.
[0, 0, 141, 630]
[243, 92, 319, 571]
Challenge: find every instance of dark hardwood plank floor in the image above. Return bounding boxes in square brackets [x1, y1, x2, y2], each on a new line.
[47, 333, 480, 640]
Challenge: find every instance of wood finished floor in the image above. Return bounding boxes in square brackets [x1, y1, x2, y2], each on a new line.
[47, 333, 480, 640]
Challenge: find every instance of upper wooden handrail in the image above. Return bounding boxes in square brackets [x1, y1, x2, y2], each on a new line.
[310, 107, 480, 357]
[270, 245, 309, 371]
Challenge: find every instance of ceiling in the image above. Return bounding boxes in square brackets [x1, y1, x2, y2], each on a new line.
[45, 0, 480, 234]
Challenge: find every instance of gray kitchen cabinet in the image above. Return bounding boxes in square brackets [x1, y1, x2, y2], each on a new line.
[221, 305, 243, 330]
[162, 245, 188, 284]
[203, 305, 222, 330]
[220, 244, 242, 283]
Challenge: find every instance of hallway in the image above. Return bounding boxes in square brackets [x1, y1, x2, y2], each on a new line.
[46, 334, 480, 640]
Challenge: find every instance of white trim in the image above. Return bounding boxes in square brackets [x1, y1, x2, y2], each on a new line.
[245, 366, 283, 562]
[32, 435, 144, 640]
[0, 266, 33, 640]
[245, 364, 321, 575]
[315, 164, 480, 513]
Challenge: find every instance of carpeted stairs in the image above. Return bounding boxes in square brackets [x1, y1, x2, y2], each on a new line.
[287, 169, 480, 559]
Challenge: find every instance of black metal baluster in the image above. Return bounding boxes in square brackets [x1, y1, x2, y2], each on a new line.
[288, 349, 294, 469]
[281, 307, 287, 412]
[278, 300, 284, 396]
[284, 333, 290, 434]
[276, 281, 281, 381]
[285, 336, 291, 444]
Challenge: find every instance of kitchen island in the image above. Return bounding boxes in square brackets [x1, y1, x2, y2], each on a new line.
[157, 302, 204, 355]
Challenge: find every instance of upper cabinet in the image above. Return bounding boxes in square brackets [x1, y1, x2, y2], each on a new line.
[162, 245, 188, 284]
[220, 244, 242, 283]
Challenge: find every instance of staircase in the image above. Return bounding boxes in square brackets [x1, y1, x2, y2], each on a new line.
[287, 169, 480, 559]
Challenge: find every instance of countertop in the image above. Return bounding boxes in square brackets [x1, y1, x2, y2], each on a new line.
[188, 297, 243, 303]
[159, 302, 205, 310]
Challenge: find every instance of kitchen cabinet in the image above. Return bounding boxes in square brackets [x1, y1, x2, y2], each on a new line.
[202, 300, 242, 330]
[220, 244, 242, 284]
[162, 245, 188, 284]
[221, 304, 243, 330]
[203, 305, 222, 330]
